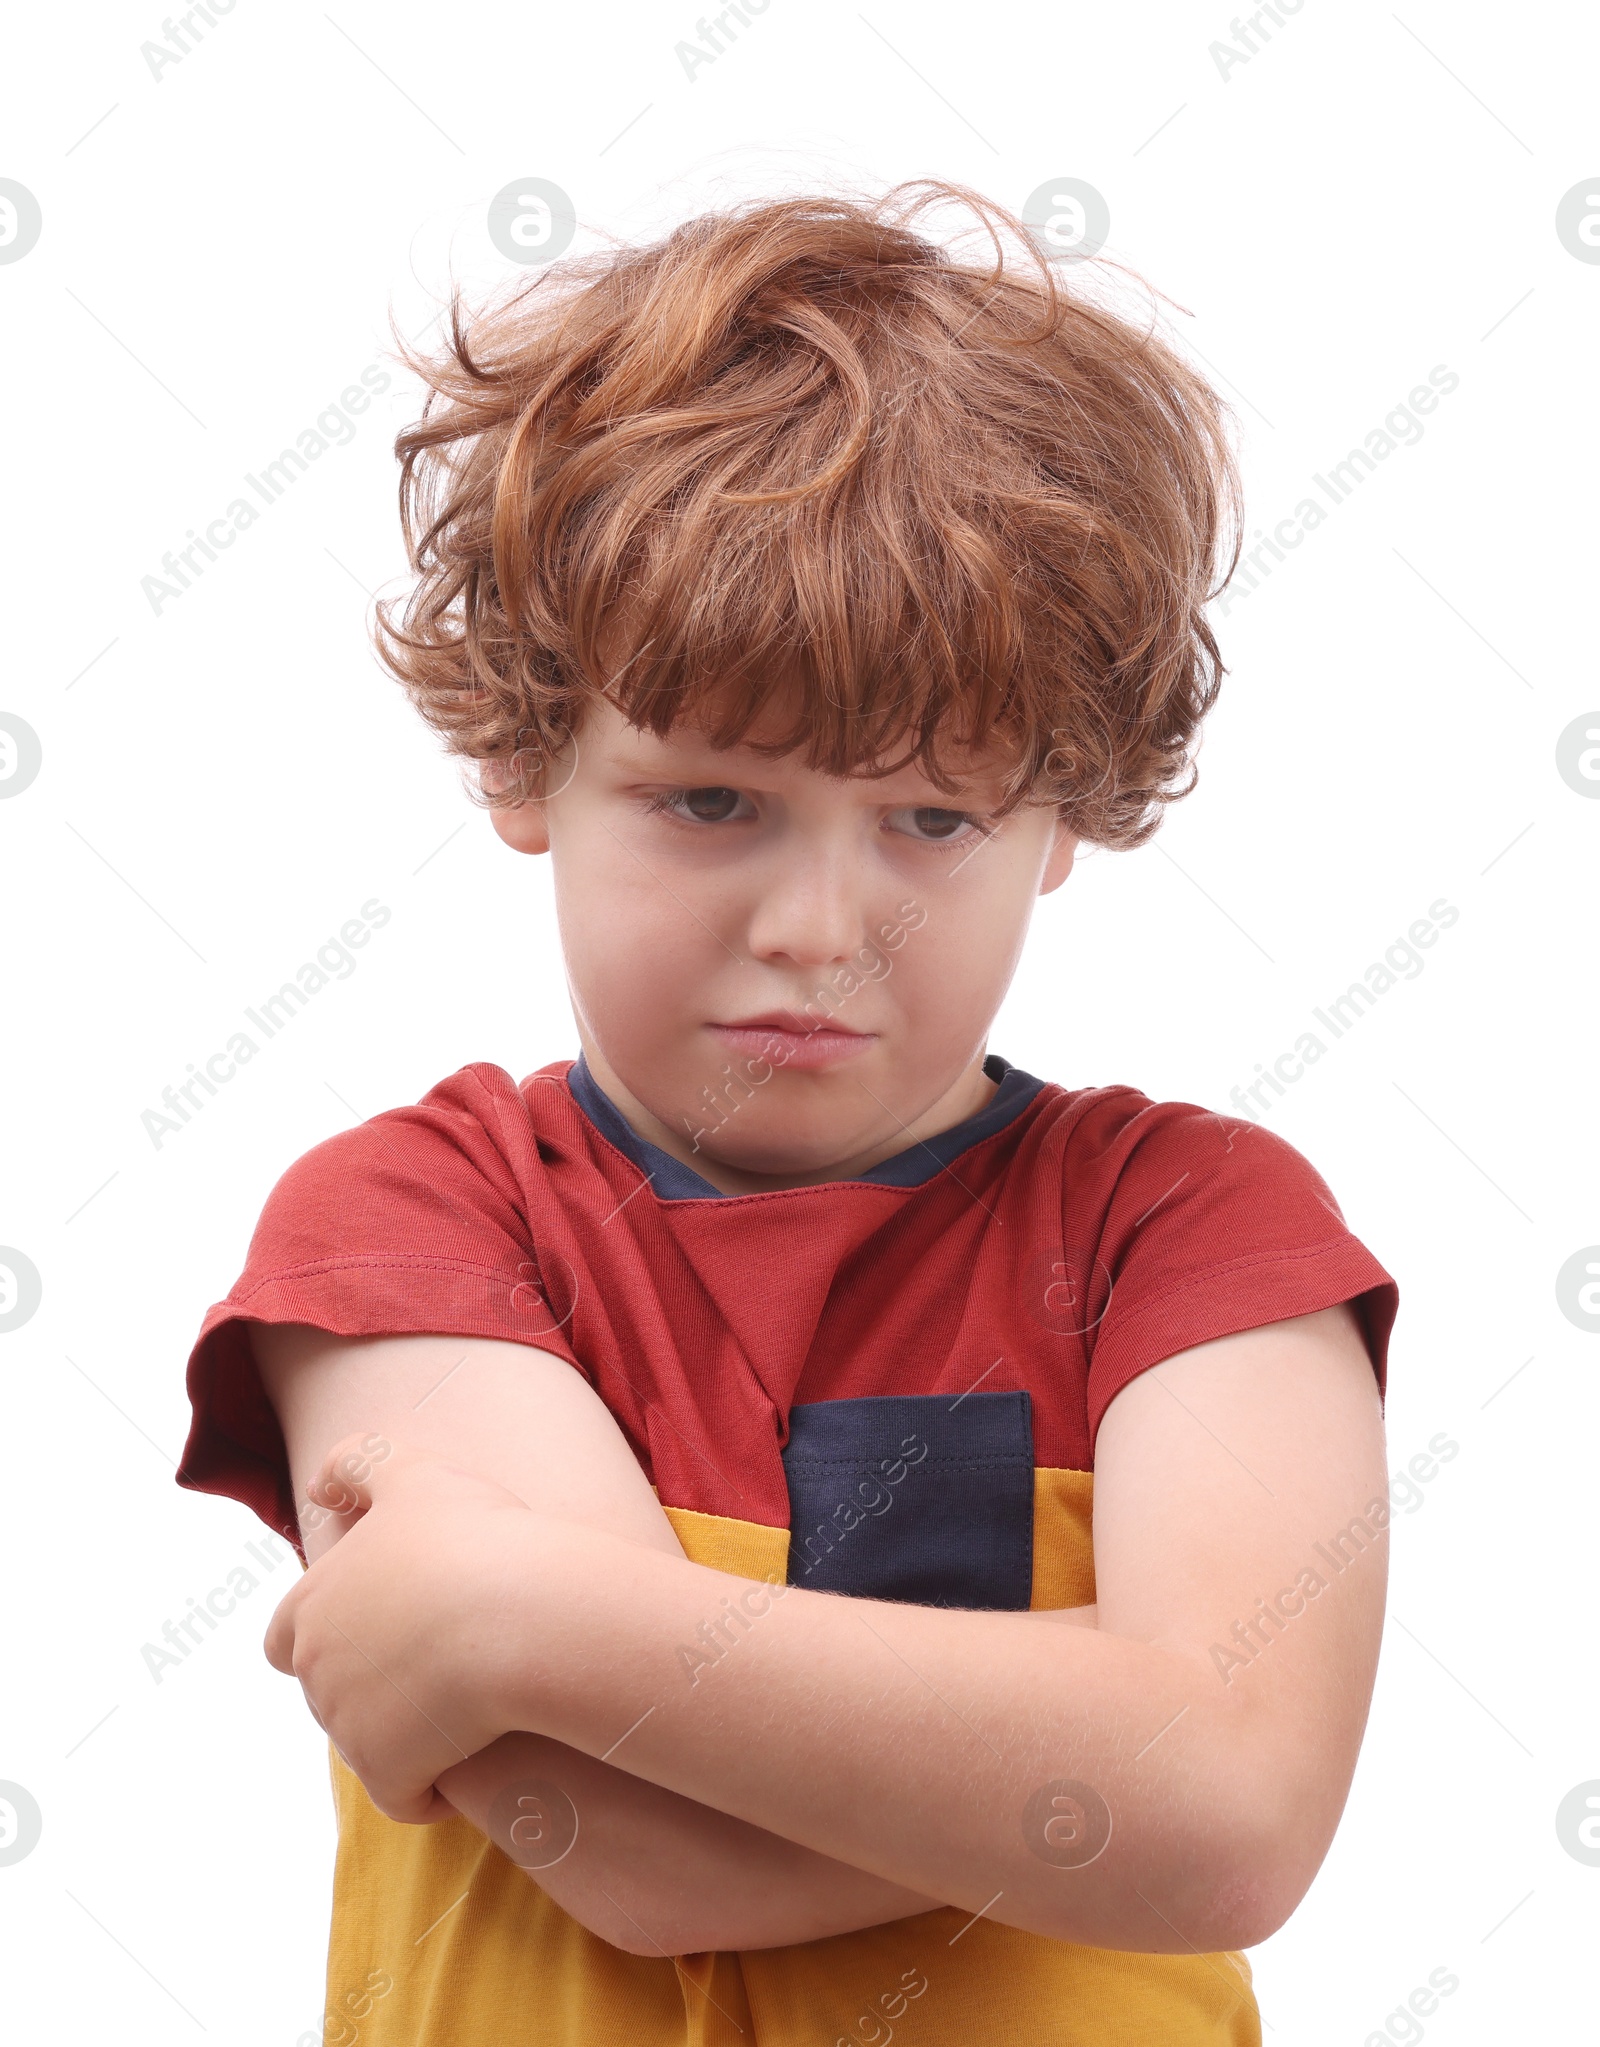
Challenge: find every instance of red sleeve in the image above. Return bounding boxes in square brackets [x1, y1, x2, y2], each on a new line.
[176, 1063, 584, 1552]
[1081, 1098, 1398, 1457]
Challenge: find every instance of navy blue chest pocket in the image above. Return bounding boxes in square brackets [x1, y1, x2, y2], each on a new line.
[781, 1391, 1034, 1610]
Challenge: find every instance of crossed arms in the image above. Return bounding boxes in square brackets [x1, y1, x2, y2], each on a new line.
[251, 1301, 1388, 1957]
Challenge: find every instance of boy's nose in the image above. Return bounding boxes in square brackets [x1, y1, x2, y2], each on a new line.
[744, 846, 871, 968]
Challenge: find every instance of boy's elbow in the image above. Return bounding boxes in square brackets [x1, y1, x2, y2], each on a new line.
[1017, 1751, 1329, 1952]
[1163, 1683, 1352, 1951]
[1191, 1858, 1304, 1954]
[1182, 1761, 1338, 1952]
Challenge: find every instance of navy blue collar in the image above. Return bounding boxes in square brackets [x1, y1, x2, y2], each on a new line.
[565, 1051, 1046, 1201]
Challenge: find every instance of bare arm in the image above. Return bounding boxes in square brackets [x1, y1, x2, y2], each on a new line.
[278, 1302, 1386, 1952]
[250, 1322, 953, 1952]
[455, 1299, 1386, 1951]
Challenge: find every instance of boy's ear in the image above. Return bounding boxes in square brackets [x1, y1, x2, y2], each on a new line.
[488, 797, 551, 856]
[1039, 821, 1079, 896]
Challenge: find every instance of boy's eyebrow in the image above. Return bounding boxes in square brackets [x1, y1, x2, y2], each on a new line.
[607, 731, 1012, 797]
[615, 757, 1007, 804]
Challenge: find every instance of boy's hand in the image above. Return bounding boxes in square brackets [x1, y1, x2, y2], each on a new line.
[263, 1435, 535, 1823]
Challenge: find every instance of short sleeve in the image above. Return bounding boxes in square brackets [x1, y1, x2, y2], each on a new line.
[1081, 1099, 1398, 1456]
[176, 1063, 584, 1549]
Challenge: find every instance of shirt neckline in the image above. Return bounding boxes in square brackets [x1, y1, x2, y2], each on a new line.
[564, 1051, 1047, 1201]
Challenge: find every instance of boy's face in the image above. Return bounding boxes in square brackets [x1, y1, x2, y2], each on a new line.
[491, 697, 1077, 1193]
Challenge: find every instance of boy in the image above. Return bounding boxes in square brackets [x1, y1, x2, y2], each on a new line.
[178, 182, 1398, 2046]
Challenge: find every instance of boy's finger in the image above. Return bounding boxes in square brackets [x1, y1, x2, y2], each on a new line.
[359, 1773, 456, 1827]
[262, 1585, 301, 1675]
[307, 1430, 400, 1517]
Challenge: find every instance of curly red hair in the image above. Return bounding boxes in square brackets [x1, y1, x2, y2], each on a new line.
[373, 179, 1241, 847]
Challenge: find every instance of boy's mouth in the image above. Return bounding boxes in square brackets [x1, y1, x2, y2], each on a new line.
[707, 1013, 876, 1069]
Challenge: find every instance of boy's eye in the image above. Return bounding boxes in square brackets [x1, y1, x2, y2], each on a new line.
[887, 806, 984, 846]
[646, 786, 751, 824]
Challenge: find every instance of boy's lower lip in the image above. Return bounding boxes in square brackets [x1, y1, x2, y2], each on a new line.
[707, 1023, 876, 1068]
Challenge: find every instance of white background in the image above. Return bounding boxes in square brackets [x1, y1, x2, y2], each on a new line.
[2, 0, 1597, 2040]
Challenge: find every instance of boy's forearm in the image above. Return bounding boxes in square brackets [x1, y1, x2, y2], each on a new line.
[434, 1731, 948, 1954]
[480, 1523, 1273, 1955]
[435, 1608, 1097, 1952]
